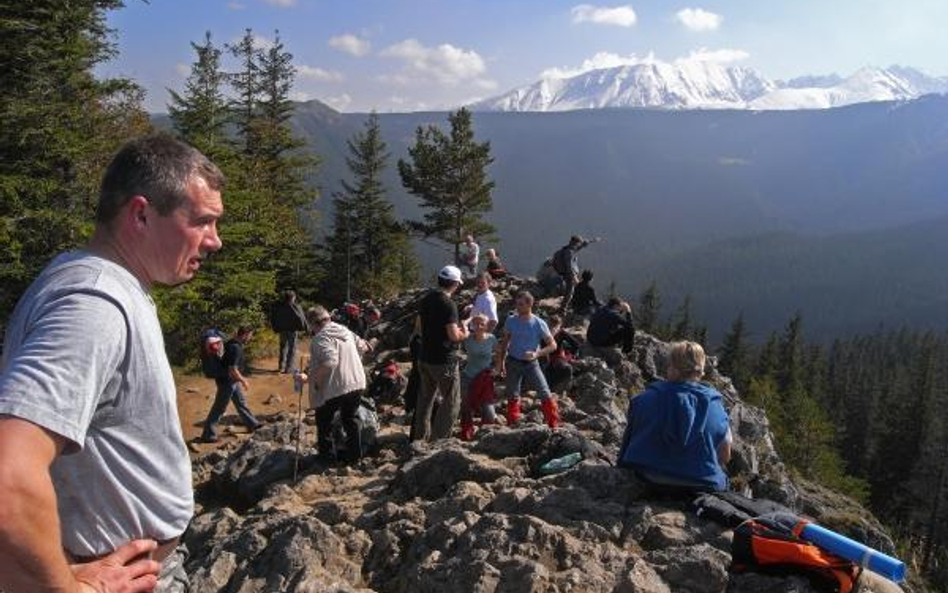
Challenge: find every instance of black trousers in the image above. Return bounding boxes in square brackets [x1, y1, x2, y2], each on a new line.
[316, 389, 363, 461]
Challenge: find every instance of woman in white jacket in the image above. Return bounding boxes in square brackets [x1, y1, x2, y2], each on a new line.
[305, 305, 371, 462]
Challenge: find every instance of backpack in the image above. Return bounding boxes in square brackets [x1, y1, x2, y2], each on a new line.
[731, 512, 860, 593]
[200, 329, 228, 379]
[330, 396, 379, 457]
[552, 245, 572, 276]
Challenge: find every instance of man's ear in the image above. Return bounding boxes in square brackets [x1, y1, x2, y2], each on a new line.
[126, 195, 149, 231]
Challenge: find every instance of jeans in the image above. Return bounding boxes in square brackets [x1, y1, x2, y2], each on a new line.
[278, 330, 297, 372]
[412, 361, 460, 441]
[201, 379, 259, 439]
[156, 546, 189, 593]
[505, 356, 552, 401]
[316, 389, 363, 461]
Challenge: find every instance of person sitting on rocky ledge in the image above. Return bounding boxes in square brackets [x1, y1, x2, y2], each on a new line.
[617, 341, 731, 492]
[584, 297, 635, 366]
[485, 248, 507, 279]
[570, 269, 601, 317]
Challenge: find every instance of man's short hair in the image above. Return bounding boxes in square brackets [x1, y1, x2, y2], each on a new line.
[581, 269, 594, 282]
[96, 133, 225, 227]
[515, 291, 534, 306]
[306, 305, 331, 325]
[284, 290, 296, 302]
[668, 341, 706, 379]
[569, 235, 583, 245]
[607, 296, 624, 309]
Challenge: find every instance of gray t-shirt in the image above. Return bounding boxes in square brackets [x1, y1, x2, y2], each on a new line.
[0, 250, 193, 557]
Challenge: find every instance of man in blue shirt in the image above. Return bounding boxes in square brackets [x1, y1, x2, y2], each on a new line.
[618, 341, 731, 492]
[497, 291, 560, 428]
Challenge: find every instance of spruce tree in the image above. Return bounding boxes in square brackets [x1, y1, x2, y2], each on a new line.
[323, 113, 419, 303]
[718, 313, 751, 392]
[672, 295, 693, 339]
[398, 107, 495, 261]
[168, 31, 229, 160]
[635, 281, 661, 335]
[0, 1, 150, 319]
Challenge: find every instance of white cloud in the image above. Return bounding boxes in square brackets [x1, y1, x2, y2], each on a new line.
[380, 38, 495, 88]
[329, 34, 371, 57]
[175, 63, 190, 77]
[297, 64, 344, 82]
[259, 0, 296, 7]
[227, 2, 246, 10]
[325, 93, 353, 111]
[675, 8, 723, 31]
[677, 47, 748, 64]
[541, 48, 749, 79]
[570, 4, 637, 27]
[290, 91, 312, 102]
[541, 51, 656, 79]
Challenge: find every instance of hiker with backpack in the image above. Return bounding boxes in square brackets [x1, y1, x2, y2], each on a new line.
[0, 135, 224, 593]
[201, 326, 262, 443]
[617, 341, 731, 492]
[412, 265, 469, 442]
[270, 289, 308, 373]
[459, 313, 500, 440]
[496, 291, 561, 428]
[304, 305, 373, 463]
[585, 297, 636, 366]
[552, 235, 601, 312]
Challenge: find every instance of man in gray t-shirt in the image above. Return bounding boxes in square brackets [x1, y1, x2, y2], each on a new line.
[0, 134, 224, 593]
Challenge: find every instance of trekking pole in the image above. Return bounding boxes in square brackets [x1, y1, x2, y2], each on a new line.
[292, 354, 305, 483]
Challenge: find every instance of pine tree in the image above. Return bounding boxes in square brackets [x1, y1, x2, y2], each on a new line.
[777, 313, 805, 394]
[168, 31, 229, 160]
[226, 29, 261, 159]
[718, 313, 751, 392]
[323, 113, 419, 303]
[398, 107, 496, 261]
[672, 295, 693, 339]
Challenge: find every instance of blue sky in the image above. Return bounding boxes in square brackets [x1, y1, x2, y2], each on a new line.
[101, 0, 948, 113]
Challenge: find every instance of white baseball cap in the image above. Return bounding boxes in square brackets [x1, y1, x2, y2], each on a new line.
[438, 265, 463, 283]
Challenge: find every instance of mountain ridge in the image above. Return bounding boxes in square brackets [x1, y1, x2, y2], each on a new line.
[472, 63, 948, 112]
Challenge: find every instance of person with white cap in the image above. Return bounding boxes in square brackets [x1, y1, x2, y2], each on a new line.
[412, 265, 469, 441]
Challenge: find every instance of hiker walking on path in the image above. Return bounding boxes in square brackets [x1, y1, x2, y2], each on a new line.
[0, 134, 223, 593]
[201, 326, 262, 442]
[412, 265, 469, 442]
[459, 313, 500, 440]
[552, 235, 601, 312]
[617, 341, 731, 491]
[271, 289, 308, 373]
[496, 291, 561, 428]
[304, 305, 372, 462]
[457, 234, 480, 279]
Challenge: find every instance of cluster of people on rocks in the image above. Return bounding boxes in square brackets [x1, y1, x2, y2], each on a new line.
[0, 134, 904, 593]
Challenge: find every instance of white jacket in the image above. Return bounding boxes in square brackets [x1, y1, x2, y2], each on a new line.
[308, 321, 368, 408]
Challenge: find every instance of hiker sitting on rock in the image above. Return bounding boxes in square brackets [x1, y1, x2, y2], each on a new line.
[584, 297, 635, 366]
[617, 341, 731, 492]
[459, 314, 500, 440]
[485, 248, 507, 279]
[496, 291, 560, 428]
[570, 269, 601, 317]
[305, 305, 372, 463]
[543, 315, 582, 393]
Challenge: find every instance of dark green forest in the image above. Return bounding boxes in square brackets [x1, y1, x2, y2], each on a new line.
[2, 2, 948, 591]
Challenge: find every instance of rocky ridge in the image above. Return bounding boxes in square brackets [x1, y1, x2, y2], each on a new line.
[184, 275, 902, 592]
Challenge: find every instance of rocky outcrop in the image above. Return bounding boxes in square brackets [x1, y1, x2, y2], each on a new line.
[184, 275, 903, 592]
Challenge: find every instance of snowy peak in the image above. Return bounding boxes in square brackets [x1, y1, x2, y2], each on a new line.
[473, 64, 948, 112]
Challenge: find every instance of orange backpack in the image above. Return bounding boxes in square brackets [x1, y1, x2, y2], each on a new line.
[731, 513, 860, 593]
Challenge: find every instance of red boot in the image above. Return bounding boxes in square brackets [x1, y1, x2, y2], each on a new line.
[506, 399, 521, 425]
[460, 418, 475, 441]
[541, 397, 560, 429]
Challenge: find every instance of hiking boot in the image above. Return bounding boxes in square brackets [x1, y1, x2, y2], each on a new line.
[506, 399, 522, 425]
[460, 419, 476, 441]
[200, 434, 219, 444]
[541, 397, 560, 429]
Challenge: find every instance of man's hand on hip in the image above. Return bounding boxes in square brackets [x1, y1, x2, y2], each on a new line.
[72, 539, 161, 593]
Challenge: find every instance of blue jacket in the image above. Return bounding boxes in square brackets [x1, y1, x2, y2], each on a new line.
[618, 380, 730, 491]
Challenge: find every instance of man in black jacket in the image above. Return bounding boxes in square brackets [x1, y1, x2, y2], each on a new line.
[270, 290, 308, 373]
[585, 297, 635, 366]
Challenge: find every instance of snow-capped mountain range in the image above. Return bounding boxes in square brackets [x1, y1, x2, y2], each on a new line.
[471, 63, 948, 112]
